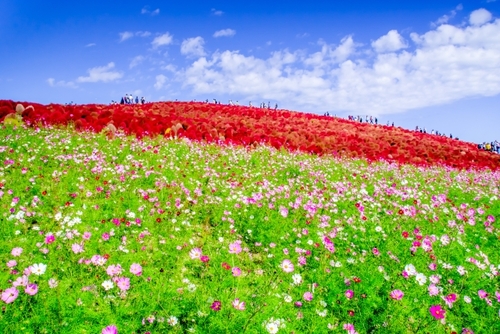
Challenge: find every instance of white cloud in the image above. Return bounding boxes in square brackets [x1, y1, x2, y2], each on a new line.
[46, 78, 78, 88]
[142, 7, 160, 15]
[180, 14, 500, 115]
[154, 74, 167, 90]
[432, 4, 463, 27]
[181, 37, 206, 57]
[213, 28, 236, 38]
[129, 55, 145, 69]
[152, 32, 173, 48]
[76, 62, 123, 83]
[211, 8, 224, 16]
[372, 30, 408, 53]
[119, 31, 134, 42]
[136, 31, 151, 37]
[119, 31, 151, 42]
[469, 8, 492, 26]
[85, 43, 96, 47]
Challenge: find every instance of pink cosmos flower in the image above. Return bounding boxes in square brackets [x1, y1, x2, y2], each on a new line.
[478, 290, 488, 299]
[429, 305, 446, 319]
[102, 233, 110, 241]
[232, 298, 246, 310]
[102, 325, 118, 334]
[303, 291, 313, 301]
[7, 260, 17, 268]
[281, 259, 294, 273]
[279, 206, 289, 218]
[106, 264, 123, 277]
[443, 293, 458, 308]
[495, 291, 500, 303]
[13, 275, 28, 287]
[390, 289, 404, 300]
[1, 287, 19, 304]
[372, 248, 380, 256]
[428, 284, 439, 296]
[25, 283, 38, 296]
[343, 323, 358, 334]
[72, 243, 84, 254]
[116, 277, 130, 291]
[83, 232, 91, 240]
[130, 263, 142, 276]
[232, 267, 241, 277]
[189, 248, 202, 260]
[228, 241, 242, 254]
[44, 234, 55, 244]
[210, 300, 221, 311]
[345, 290, 354, 299]
[11, 247, 23, 257]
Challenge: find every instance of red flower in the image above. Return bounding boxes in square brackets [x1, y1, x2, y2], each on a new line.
[402, 231, 409, 238]
[221, 262, 231, 270]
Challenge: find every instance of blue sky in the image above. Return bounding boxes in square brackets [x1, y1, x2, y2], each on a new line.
[1, 0, 499, 144]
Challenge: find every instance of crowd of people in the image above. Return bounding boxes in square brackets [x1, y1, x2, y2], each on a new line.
[478, 141, 500, 153]
[112, 94, 146, 105]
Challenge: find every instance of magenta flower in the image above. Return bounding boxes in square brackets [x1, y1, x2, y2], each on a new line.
[102, 325, 118, 334]
[429, 305, 446, 319]
[116, 277, 130, 291]
[44, 234, 55, 244]
[443, 293, 457, 308]
[130, 263, 142, 276]
[1, 287, 19, 304]
[390, 289, 404, 300]
[25, 283, 38, 296]
[231, 267, 241, 277]
[200, 255, 210, 263]
[372, 248, 380, 256]
[210, 300, 221, 311]
[345, 290, 354, 299]
[102, 233, 110, 241]
[495, 291, 500, 303]
[228, 241, 242, 254]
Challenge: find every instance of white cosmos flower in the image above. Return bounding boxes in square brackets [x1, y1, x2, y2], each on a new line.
[415, 273, 427, 286]
[31, 263, 47, 276]
[102, 280, 114, 291]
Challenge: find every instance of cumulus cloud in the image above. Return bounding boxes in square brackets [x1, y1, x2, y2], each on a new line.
[469, 8, 492, 26]
[152, 32, 173, 48]
[179, 12, 500, 115]
[213, 28, 236, 38]
[76, 62, 123, 83]
[181, 37, 206, 57]
[154, 74, 167, 90]
[372, 30, 408, 53]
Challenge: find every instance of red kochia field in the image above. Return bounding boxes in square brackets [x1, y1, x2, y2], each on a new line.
[1, 99, 498, 170]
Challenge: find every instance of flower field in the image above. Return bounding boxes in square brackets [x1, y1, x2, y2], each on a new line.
[1, 100, 499, 170]
[0, 102, 500, 333]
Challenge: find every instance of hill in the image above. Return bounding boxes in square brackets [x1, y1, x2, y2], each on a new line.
[1, 99, 499, 170]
